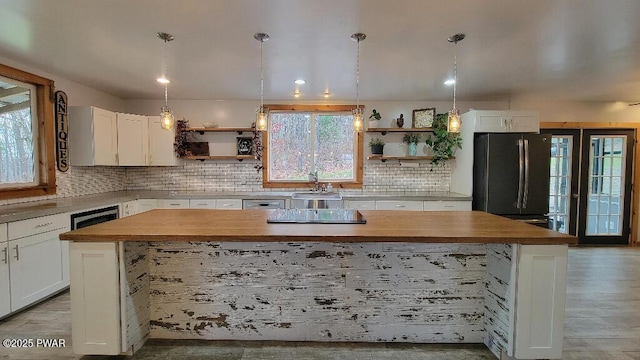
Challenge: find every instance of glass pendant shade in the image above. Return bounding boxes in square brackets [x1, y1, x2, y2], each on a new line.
[256, 106, 268, 131]
[447, 108, 461, 133]
[352, 108, 364, 133]
[160, 106, 174, 130]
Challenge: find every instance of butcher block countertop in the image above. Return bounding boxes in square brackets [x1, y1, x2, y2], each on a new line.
[59, 209, 577, 245]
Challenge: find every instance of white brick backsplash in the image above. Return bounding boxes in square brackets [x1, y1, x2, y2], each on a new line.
[3, 160, 450, 205]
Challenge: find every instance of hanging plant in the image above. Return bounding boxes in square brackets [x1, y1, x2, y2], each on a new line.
[425, 113, 463, 165]
[251, 122, 264, 172]
[174, 118, 195, 157]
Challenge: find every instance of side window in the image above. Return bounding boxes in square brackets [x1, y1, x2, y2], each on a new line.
[0, 64, 56, 200]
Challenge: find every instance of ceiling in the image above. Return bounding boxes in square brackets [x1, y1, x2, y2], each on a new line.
[1, 0, 640, 103]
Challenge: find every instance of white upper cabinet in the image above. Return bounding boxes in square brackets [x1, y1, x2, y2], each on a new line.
[69, 106, 118, 166]
[148, 116, 178, 166]
[466, 110, 539, 133]
[116, 113, 149, 166]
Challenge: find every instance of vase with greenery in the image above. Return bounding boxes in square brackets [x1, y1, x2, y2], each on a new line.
[402, 133, 421, 156]
[174, 118, 195, 157]
[425, 113, 463, 165]
[369, 137, 385, 155]
[368, 109, 382, 128]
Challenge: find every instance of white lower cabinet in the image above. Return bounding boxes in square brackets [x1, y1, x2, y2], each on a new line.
[6, 213, 69, 313]
[120, 200, 138, 217]
[189, 199, 217, 209]
[137, 199, 158, 213]
[70, 242, 121, 355]
[157, 199, 190, 209]
[375, 200, 423, 211]
[215, 199, 243, 210]
[423, 200, 472, 211]
[0, 223, 10, 318]
[345, 200, 375, 210]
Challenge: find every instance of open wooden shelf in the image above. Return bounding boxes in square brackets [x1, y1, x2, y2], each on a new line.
[367, 128, 434, 135]
[187, 127, 254, 135]
[182, 155, 256, 162]
[367, 155, 453, 162]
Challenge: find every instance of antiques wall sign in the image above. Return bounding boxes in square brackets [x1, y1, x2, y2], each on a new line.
[55, 90, 69, 172]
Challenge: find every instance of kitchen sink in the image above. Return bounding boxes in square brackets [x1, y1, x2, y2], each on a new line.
[291, 191, 342, 200]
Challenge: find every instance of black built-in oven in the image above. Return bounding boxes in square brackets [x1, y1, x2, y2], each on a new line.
[70, 205, 119, 230]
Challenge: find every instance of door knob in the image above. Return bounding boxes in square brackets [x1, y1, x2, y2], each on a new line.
[572, 193, 579, 199]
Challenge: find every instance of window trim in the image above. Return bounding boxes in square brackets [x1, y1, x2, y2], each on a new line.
[261, 104, 364, 189]
[0, 63, 56, 200]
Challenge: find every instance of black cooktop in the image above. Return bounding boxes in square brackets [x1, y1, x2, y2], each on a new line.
[267, 209, 367, 224]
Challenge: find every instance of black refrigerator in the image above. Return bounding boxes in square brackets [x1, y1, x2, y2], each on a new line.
[473, 133, 551, 227]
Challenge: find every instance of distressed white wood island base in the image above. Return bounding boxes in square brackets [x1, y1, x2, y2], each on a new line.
[60, 209, 576, 359]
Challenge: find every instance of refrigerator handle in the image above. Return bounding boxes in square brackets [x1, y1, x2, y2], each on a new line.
[523, 139, 530, 208]
[517, 139, 524, 209]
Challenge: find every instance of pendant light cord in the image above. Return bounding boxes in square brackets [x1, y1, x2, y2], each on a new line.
[261, 39, 264, 109]
[356, 37, 360, 110]
[453, 54, 457, 109]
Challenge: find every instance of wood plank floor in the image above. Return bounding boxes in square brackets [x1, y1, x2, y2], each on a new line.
[0, 247, 638, 359]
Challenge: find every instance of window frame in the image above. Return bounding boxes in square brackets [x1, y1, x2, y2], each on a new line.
[261, 104, 363, 189]
[0, 63, 56, 200]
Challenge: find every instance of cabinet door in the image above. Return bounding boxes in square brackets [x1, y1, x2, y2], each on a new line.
[474, 111, 508, 132]
[117, 113, 149, 166]
[215, 199, 243, 210]
[190, 199, 217, 209]
[9, 230, 65, 311]
[157, 199, 190, 209]
[120, 200, 138, 217]
[509, 112, 539, 133]
[423, 200, 472, 211]
[93, 107, 119, 165]
[0, 224, 9, 318]
[137, 199, 158, 213]
[514, 245, 567, 359]
[148, 116, 178, 166]
[375, 200, 423, 211]
[345, 200, 375, 210]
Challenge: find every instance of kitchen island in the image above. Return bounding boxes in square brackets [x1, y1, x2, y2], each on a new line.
[60, 209, 576, 359]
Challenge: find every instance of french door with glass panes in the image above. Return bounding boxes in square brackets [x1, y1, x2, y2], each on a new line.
[548, 129, 634, 245]
[578, 130, 634, 245]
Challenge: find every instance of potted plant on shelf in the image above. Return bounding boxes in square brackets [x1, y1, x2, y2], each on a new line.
[369, 109, 382, 128]
[369, 137, 385, 155]
[402, 133, 421, 156]
[174, 118, 196, 157]
[425, 113, 463, 165]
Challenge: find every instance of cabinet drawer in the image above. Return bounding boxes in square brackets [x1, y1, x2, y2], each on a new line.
[216, 199, 243, 210]
[346, 200, 375, 210]
[157, 199, 190, 209]
[189, 199, 217, 209]
[375, 200, 423, 211]
[423, 200, 472, 211]
[8, 213, 68, 240]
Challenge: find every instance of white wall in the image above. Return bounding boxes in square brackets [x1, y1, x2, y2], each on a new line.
[0, 55, 126, 111]
[510, 95, 640, 123]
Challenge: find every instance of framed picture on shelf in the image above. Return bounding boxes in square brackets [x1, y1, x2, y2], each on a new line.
[236, 137, 253, 155]
[412, 108, 436, 128]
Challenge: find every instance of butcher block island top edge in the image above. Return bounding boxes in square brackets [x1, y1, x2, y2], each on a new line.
[59, 209, 577, 245]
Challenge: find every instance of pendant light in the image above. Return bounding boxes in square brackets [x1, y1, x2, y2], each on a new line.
[254, 32, 270, 131]
[447, 33, 465, 133]
[157, 32, 175, 130]
[351, 33, 366, 133]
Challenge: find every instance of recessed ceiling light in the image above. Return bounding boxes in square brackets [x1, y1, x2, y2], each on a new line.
[157, 77, 170, 84]
[295, 79, 306, 85]
[444, 79, 455, 86]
